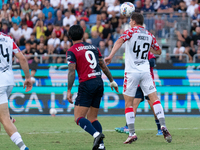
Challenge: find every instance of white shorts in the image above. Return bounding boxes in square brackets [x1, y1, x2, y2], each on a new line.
[0, 86, 13, 105]
[123, 72, 156, 97]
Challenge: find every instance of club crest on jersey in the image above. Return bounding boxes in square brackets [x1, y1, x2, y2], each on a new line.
[75, 45, 96, 51]
[0, 38, 7, 42]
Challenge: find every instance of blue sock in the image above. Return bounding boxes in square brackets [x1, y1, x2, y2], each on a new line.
[92, 120, 103, 144]
[77, 117, 98, 137]
[155, 119, 161, 130]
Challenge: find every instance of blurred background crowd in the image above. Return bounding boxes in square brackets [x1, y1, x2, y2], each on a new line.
[1, 0, 200, 64]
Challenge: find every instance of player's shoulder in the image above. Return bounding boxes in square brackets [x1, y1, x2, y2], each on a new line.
[0, 32, 13, 40]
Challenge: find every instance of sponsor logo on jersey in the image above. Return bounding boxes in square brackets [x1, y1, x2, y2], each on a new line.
[138, 36, 149, 40]
[134, 60, 145, 65]
[88, 71, 101, 77]
[149, 85, 154, 90]
[75, 45, 96, 51]
[0, 38, 7, 42]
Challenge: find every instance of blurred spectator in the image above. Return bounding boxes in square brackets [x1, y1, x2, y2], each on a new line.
[61, 34, 71, 50]
[45, 23, 53, 39]
[10, 3, 18, 18]
[142, 0, 155, 12]
[10, 23, 22, 43]
[155, 14, 165, 38]
[83, 32, 91, 43]
[190, 27, 200, 59]
[21, 3, 31, 18]
[80, 20, 90, 37]
[50, 0, 61, 9]
[47, 32, 61, 50]
[100, 11, 108, 26]
[27, 33, 37, 50]
[98, 40, 108, 57]
[109, 11, 121, 32]
[73, 0, 84, 9]
[157, 0, 174, 13]
[33, 20, 47, 40]
[152, 0, 161, 12]
[44, 12, 54, 26]
[75, 3, 89, 22]
[63, 10, 77, 27]
[0, 23, 9, 35]
[166, 13, 177, 35]
[105, 0, 115, 7]
[34, 43, 48, 63]
[0, 13, 12, 29]
[38, 35, 48, 49]
[23, 43, 34, 64]
[191, 8, 199, 21]
[12, 10, 22, 26]
[1, 4, 10, 19]
[83, 0, 94, 9]
[67, 3, 76, 14]
[113, 27, 122, 42]
[22, 22, 33, 41]
[177, 1, 187, 13]
[104, 39, 113, 57]
[91, 20, 104, 34]
[53, 24, 64, 40]
[184, 0, 192, 7]
[195, 47, 200, 62]
[176, 29, 192, 61]
[91, 31, 102, 47]
[101, 20, 111, 43]
[54, 10, 63, 27]
[31, 4, 42, 24]
[63, 24, 70, 35]
[107, 0, 120, 18]
[144, 14, 155, 33]
[0, 0, 9, 9]
[47, 44, 58, 63]
[172, 40, 185, 62]
[29, 0, 42, 8]
[190, 20, 199, 36]
[121, 17, 130, 31]
[57, 43, 68, 63]
[24, 13, 34, 28]
[92, 0, 105, 20]
[135, 0, 142, 13]
[186, 0, 198, 17]
[42, 0, 55, 18]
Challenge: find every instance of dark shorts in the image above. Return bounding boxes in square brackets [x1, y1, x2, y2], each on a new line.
[135, 86, 149, 102]
[75, 78, 104, 108]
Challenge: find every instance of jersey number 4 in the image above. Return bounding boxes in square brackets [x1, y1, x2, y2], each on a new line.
[0, 44, 9, 63]
[133, 41, 150, 59]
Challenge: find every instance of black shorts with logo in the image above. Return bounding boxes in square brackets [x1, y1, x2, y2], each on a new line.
[75, 78, 104, 108]
[135, 86, 149, 102]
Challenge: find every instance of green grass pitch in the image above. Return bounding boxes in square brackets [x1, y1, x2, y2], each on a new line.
[0, 116, 200, 150]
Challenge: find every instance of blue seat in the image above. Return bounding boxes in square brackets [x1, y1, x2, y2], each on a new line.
[87, 14, 97, 24]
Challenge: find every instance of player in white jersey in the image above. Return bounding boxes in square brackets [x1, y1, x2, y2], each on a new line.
[105, 13, 172, 144]
[0, 32, 32, 150]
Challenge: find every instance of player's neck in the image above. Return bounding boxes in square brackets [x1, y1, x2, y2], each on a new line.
[73, 40, 83, 45]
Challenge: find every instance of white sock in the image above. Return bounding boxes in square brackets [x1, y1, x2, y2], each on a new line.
[93, 132, 100, 138]
[125, 107, 135, 136]
[10, 132, 26, 150]
[153, 100, 165, 119]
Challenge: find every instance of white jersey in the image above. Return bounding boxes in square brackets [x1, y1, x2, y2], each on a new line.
[119, 26, 160, 73]
[0, 32, 20, 87]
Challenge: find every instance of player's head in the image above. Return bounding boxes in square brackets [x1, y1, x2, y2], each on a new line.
[69, 25, 84, 41]
[130, 12, 144, 27]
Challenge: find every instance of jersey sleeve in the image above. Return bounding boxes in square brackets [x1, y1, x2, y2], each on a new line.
[151, 34, 160, 51]
[12, 41, 20, 54]
[97, 48, 102, 58]
[148, 51, 156, 60]
[119, 28, 134, 42]
[67, 50, 76, 64]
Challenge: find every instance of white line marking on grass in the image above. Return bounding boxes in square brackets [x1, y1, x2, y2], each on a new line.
[0, 127, 198, 135]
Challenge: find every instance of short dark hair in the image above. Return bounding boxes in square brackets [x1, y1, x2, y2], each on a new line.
[69, 25, 84, 41]
[131, 12, 144, 26]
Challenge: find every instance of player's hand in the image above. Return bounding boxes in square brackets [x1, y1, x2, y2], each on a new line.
[67, 90, 73, 104]
[23, 78, 33, 92]
[104, 56, 112, 65]
[110, 81, 119, 93]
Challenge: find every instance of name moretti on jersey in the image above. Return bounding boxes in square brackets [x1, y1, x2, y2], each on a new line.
[138, 36, 149, 41]
[75, 45, 96, 51]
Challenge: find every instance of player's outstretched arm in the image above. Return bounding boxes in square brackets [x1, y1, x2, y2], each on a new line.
[150, 48, 162, 55]
[99, 58, 119, 92]
[104, 38, 124, 65]
[15, 52, 32, 92]
[67, 63, 76, 103]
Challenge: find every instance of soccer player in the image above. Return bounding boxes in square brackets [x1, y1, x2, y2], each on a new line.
[0, 32, 32, 150]
[105, 12, 172, 144]
[67, 25, 118, 150]
[115, 51, 162, 136]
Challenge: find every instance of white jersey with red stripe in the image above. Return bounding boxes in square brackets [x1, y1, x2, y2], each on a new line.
[119, 26, 160, 73]
[0, 32, 20, 87]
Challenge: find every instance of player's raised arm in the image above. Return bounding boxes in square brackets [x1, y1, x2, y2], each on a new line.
[15, 52, 32, 92]
[99, 58, 119, 92]
[104, 38, 124, 65]
[67, 63, 76, 103]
